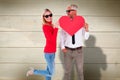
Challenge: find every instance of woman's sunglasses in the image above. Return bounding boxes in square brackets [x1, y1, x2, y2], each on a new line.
[66, 10, 75, 13]
[43, 13, 53, 18]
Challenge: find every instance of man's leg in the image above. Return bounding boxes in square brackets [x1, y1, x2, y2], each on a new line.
[63, 49, 73, 80]
[75, 48, 84, 80]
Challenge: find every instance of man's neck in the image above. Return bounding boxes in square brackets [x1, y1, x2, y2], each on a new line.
[69, 14, 76, 19]
[69, 13, 77, 18]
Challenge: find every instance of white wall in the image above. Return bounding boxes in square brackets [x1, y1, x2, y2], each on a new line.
[0, 0, 120, 80]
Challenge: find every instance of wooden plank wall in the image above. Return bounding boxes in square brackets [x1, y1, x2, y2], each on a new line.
[0, 0, 120, 80]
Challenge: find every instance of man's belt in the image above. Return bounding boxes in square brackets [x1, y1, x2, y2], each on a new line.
[65, 46, 82, 50]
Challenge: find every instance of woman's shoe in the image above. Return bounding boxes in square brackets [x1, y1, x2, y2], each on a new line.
[26, 67, 34, 77]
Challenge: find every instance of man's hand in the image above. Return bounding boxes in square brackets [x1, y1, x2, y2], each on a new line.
[62, 48, 67, 53]
[84, 23, 89, 32]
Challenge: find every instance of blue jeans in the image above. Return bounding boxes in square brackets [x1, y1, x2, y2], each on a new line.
[33, 53, 55, 80]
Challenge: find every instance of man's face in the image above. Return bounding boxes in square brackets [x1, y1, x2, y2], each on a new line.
[66, 7, 77, 17]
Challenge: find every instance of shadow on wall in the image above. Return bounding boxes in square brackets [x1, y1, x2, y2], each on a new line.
[84, 35, 107, 80]
[59, 35, 107, 80]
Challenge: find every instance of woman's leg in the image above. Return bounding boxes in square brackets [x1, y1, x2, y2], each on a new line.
[45, 53, 55, 75]
[45, 53, 55, 80]
[33, 53, 55, 80]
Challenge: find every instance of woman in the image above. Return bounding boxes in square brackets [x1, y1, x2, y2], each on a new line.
[26, 9, 58, 80]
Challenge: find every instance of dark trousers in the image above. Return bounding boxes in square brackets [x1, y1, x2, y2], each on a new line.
[63, 48, 84, 80]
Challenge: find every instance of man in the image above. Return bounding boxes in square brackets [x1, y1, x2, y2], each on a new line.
[59, 4, 89, 80]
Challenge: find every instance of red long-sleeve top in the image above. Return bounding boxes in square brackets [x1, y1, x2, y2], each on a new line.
[43, 24, 58, 53]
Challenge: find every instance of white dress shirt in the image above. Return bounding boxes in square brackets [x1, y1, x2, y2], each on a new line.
[60, 27, 89, 49]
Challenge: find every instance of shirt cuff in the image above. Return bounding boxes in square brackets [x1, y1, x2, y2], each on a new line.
[85, 32, 90, 40]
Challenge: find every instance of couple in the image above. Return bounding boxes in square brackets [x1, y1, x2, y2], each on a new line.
[26, 4, 89, 80]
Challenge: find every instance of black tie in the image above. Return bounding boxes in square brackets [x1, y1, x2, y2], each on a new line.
[72, 34, 75, 44]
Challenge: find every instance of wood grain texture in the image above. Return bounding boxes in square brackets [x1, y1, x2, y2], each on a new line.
[0, 0, 120, 80]
[0, 0, 120, 16]
[0, 64, 119, 80]
[0, 48, 120, 64]
[0, 16, 120, 32]
[0, 32, 119, 48]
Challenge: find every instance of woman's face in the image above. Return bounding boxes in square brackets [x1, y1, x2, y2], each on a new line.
[43, 11, 52, 22]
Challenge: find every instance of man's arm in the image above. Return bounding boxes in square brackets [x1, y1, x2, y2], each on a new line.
[60, 30, 67, 53]
[83, 23, 90, 40]
[84, 23, 89, 32]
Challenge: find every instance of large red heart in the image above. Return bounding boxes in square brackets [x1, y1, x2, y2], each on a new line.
[59, 16, 85, 36]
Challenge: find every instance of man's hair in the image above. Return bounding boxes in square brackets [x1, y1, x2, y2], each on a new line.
[70, 4, 78, 10]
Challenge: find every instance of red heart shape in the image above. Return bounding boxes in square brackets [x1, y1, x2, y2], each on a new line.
[59, 16, 85, 36]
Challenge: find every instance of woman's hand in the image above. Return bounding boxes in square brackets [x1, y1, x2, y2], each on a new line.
[53, 21, 59, 28]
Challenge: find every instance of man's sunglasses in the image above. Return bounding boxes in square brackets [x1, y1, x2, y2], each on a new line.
[66, 10, 75, 13]
[43, 13, 53, 18]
